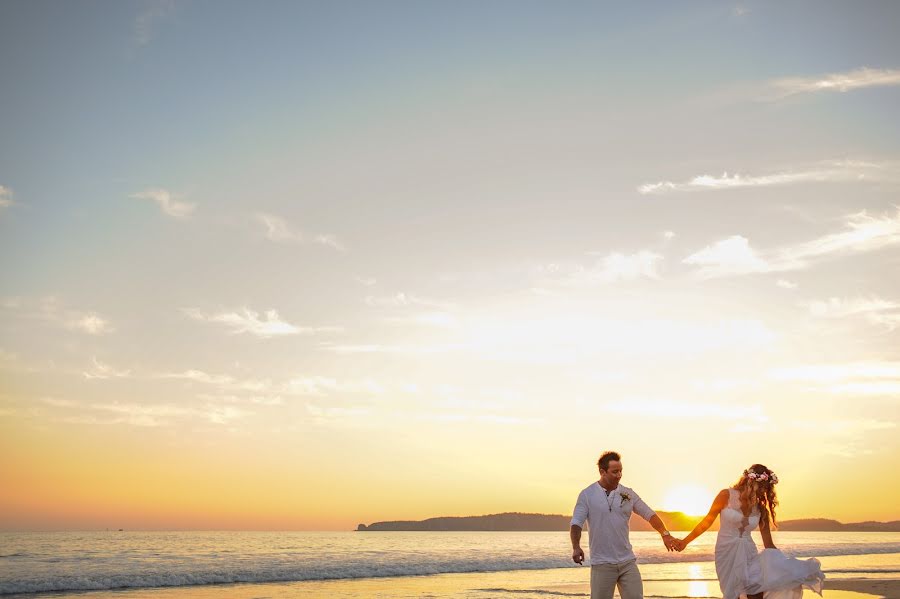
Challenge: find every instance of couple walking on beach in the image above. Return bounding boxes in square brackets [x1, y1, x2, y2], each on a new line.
[570, 451, 825, 599]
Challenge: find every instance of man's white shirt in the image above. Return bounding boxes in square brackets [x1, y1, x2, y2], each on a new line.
[571, 482, 657, 565]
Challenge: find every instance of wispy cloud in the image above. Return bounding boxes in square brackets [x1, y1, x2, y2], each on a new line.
[41, 397, 79, 408]
[306, 404, 374, 428]
[682, 236, 770, 278]
[535, 250, 664, 287]
[605, 398, 768, 423]
[683, 207, 900, 278]
[364, 292, 452, 310]
[183, 307, 342, 338]
[365, 292, 459, 328]
[256, 213, 346, 251]
[776, 279, 798, 290]
[584, 251, 664, 282]
[385, 311, 459, 328]
[770, 361, 900, 383]
[83, 357, 132, 380]
[768, 67, 900, 99]
[638, 160, 897, 195]
[781, 208, 900, 262]
[67, 314, 114, 335]
[134, 0, 178, 46]
[807, 296, 900, 330]
[2, 296, 114, 335]
[285, 376, 385, 396]
[131, 189, 196, 219]
[0, 185, 14, 209]
[323, 343, 463, 354]
[770, 361, 900, 396]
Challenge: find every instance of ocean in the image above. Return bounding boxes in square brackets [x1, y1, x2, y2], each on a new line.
[1, 531, 898, 597]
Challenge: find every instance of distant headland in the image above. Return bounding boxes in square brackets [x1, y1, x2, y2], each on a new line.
[357, 512, 900, 532]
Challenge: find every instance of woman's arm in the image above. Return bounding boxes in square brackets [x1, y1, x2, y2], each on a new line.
[679, 489, 730, 548]
[759, 516, 777, 549]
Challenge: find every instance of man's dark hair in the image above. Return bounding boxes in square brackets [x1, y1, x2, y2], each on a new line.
[597, 451, 621, 471]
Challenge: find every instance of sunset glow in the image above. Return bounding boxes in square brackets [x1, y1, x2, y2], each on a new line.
[1, 2, 899, 532]
[662, 486, 716, 517]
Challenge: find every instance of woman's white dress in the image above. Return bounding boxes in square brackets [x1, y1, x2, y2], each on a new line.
[715, 489, 825, 599]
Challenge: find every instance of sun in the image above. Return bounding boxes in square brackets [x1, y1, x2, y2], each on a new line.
[662, 484, 714, 516]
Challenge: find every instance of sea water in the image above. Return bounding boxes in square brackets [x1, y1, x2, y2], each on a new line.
[1, 531, 898, 597]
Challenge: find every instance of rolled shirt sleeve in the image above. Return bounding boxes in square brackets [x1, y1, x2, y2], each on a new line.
[571, 489, 588, 528]
[631, 490, 657, 522]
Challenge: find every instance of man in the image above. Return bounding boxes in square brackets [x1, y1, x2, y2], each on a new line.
[571, 450, 677, 599]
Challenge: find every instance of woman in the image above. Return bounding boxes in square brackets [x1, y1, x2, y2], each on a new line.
[674, 464, 824, 599]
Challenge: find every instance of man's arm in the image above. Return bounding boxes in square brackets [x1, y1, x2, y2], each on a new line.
[648, 514, 677, 551]
[632, 492, 676, 551]
[570, 525, 585, 564]
[570, 491, 588, 564]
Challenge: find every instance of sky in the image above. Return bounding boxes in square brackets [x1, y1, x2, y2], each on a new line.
[1, 1, 899, 531]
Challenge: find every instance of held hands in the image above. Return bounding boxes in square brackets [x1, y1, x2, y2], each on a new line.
[572, 546, 585, 564]
[661, 534, 688, 552]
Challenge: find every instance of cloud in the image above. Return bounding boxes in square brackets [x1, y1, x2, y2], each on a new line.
[586, 251, 664, 282]
[313, 234, 347, 252]
[67, 314, 114, 335]
[256, 213, 346, 251]
[355, 276, 377, 287]
[684, 207, 900, 278]
[40, 397, 79, 408]
[83, 357, 132, 380]
[134, 0, 178, 46]
[385, 311, 459, 328]
[284, 376, 385, 396]
[776, 279, 798, 290]
[770, 361, 900, 396]
[683, 236, 771, 278]
[365, 292, 452, 309]
[306, 404, 374, 428]
[768, 67, 900, 99]
[159, 369, 387, 398]
[465, 315, 776, 363]
[2, 296, 114, 336]
[0, 185, 13, 209]
[781, 208, 900, 262]
[183, 308, 342, 338]
[323, 343, 463, 354]
[535, 250, 664, 287]
[770, 361, 900, 383]
[638, 160, 897, 195]
[131, 189, 196, 219]
[605, 398, 768, 423]
[807, 296, 900, 328]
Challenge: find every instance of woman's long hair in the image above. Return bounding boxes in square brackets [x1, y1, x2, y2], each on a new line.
[733, 463, 779, 527]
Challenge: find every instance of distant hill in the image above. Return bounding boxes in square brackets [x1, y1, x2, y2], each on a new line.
[777, 518, 900, 532]
[357, 512, 900, 532]
[356, 512, 708, 532]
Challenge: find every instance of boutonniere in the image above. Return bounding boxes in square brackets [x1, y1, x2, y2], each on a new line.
[620, 492, 631, 506]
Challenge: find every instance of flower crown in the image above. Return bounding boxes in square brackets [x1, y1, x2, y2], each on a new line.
[744, 469, 778, 485]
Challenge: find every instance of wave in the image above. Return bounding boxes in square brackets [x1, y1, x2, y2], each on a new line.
[2, 544, 898, 595]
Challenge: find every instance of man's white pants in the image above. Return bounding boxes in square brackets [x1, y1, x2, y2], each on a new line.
[590, 559, 643, 599]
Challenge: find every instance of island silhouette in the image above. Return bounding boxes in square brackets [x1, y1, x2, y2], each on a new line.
[357, 512, 900, 532]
